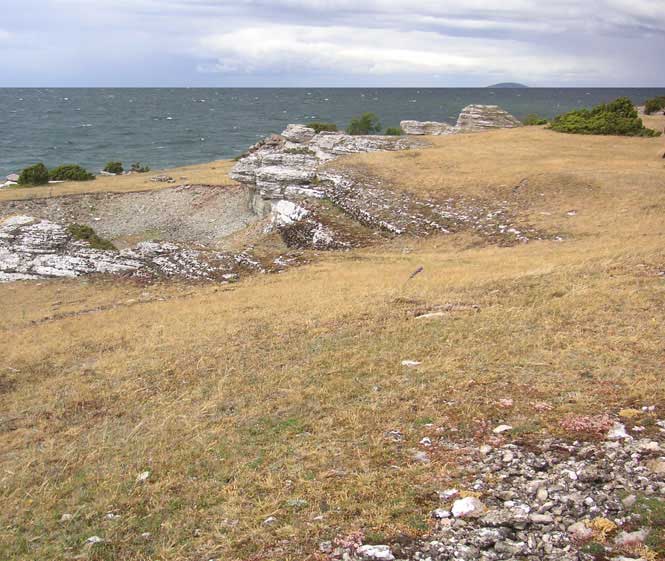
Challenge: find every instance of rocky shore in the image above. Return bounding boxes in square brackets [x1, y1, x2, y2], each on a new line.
[230, 105, 540, 250]
[1, 104, 533, 282]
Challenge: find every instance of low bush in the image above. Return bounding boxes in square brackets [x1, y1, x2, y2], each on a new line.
[644, 96, 665, 115]
[523, 114, 548, 126]
[66, 224, 116, 251]
[384, 127, 403, 136]
[48, 164, 95, 182]
[18, 163, 49, 186]
[104, 161, 124, 175]
[550, 97, 660, 137]
[308, 122, 338, 134]
[347, 113, 381, 135]
[130, 162, 150, 173]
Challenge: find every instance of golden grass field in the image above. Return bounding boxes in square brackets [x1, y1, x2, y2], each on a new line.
[0, 160, 235, 202]
[1, 121, 665, 560]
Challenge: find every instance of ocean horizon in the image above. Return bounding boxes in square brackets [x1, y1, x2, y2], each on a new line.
[2, 87, 665, 177]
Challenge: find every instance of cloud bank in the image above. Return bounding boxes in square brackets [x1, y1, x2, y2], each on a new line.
[1, 0, 663, 86]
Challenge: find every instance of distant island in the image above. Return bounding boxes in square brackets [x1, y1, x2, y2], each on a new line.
[487, 82, 529, 88]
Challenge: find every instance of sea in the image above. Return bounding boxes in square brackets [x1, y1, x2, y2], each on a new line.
[2, 88, 665, 177]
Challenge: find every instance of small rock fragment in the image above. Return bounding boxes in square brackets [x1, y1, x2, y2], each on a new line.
[356, 544, 395, 561]
[568, 521, 594, 543]
[493, 424, 513, 434]
[646, 459, 665, 474]
[607, 422, 630, 440]
[401, 360, 422, 367]
[432, 508, 451, 519]
[451, 497, 486, 518]
[136, 470, 151, 483]
[85, 536, 104, 545]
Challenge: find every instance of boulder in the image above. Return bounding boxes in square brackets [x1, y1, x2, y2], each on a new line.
[281, 124, 316, 143]
[456, 105, 522, 132]
[400, 120, 455, 136]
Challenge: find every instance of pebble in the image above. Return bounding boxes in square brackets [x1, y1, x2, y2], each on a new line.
[412, 450, 430, 463]
[136, 470, 151, 483]
[607, 422, 630, 440]
[401, 360, 422, 367]
[452, 497, 486, 518]
[356, 544, 395, 561]
[379, 421, 665, 561]
[85, 536, 104, 545]
[432, 508, 451, 519]
[493, 424, 513, 434]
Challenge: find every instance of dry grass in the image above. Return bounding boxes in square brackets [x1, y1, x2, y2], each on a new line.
[2, 126, 665, 560]
[0, 160, 236, 202]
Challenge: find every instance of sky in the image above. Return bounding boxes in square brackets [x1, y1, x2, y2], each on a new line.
[1, 0, 664, 87]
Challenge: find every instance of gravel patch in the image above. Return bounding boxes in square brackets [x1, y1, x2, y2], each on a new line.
[0, 184, 257, 248]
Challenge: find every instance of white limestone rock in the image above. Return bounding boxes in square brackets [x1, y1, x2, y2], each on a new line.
[0, 215, 248, 282]
[271, 200, 310, 227]
[400, 120, 455, 136]
[456, 104, 522, 132]
[607, 422, 630, 440]
[451, 497, 486, 518]
[356, 544, 395, 561]
[281, 124, 316, 143]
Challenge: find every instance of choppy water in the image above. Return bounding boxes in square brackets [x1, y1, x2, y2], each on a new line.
[2, 88, 664, 177]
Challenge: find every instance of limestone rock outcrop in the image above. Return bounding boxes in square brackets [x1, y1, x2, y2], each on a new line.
[230, 126, 418, 205]
[230, 122, 543, 250]
[399, 105, 522, 137]
[400, 120, 455, 136]
[456, 104, 522, 132]
[0, 215, 265, 282]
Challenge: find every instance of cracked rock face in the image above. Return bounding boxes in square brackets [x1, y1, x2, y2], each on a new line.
[0, 215, 265, 282]
[230, 128, 418, 203]
[456, 104, 522, 132]
[231, 121, 542, 250]
[400, 120, 456, 136]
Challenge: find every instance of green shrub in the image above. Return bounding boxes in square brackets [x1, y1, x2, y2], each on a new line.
[48, 164, 95, 182]
[103, 161, 124, 175]
[130, 162, 150, 173]
[523, 114, 548, 126]
[18, 163, 49, 186]
[347, 113, 381, 135]
[550, 97, 660, 137]
[644, 96, 665, 115]
[384, 127, 404, 136]
[66, 224, 116, 251]
[308, 122, 338, 134]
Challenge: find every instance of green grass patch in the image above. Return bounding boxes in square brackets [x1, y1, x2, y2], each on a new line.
[66, 224, 116, 251]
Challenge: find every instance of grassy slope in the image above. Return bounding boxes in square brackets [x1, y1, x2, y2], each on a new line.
[1, 123, 665, 561]
[0, 160, 235, 202]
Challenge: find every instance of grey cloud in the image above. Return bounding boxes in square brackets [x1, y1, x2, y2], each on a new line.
[1, 1, 663, 86]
